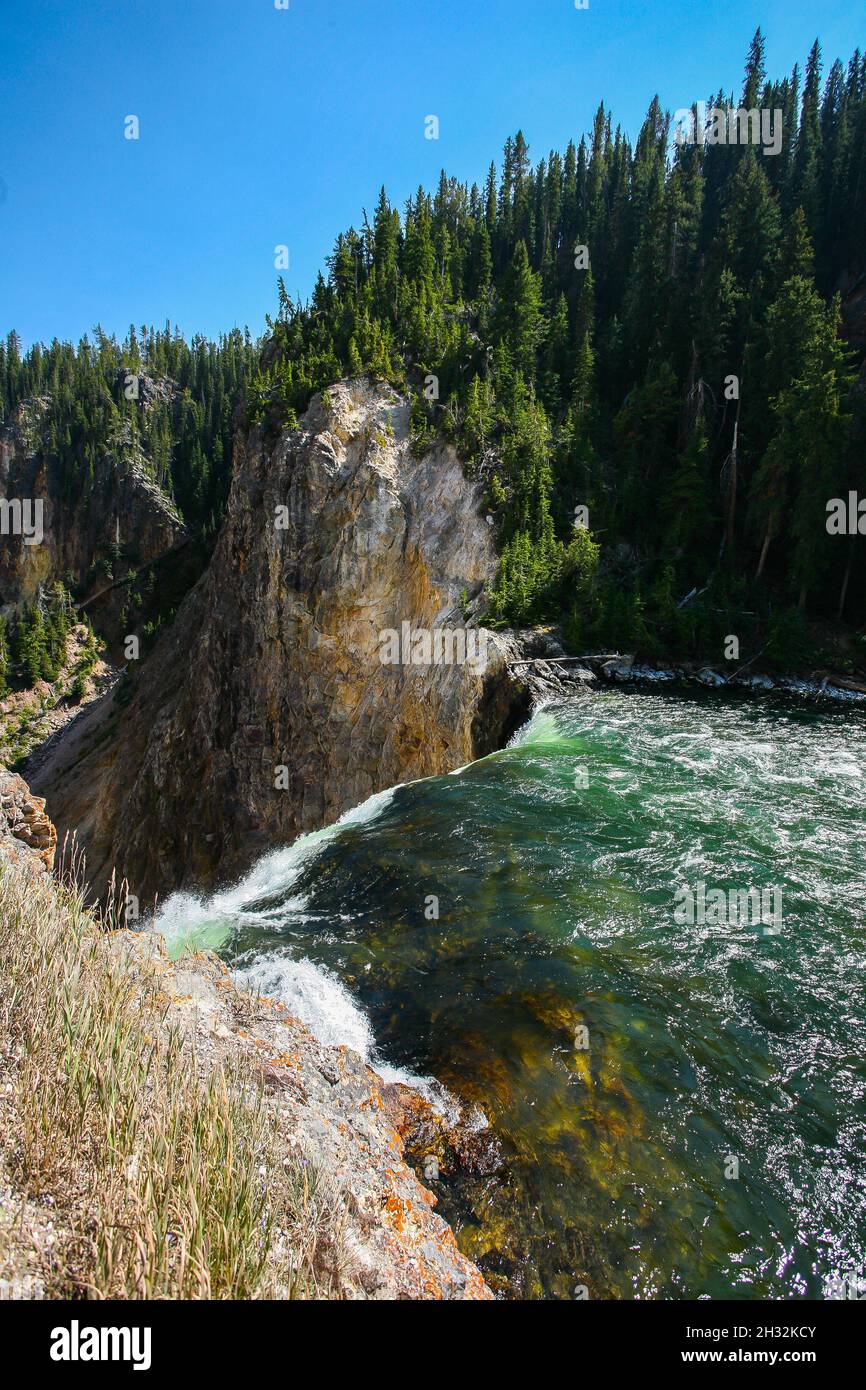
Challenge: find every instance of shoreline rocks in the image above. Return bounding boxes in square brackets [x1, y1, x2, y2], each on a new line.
[501, 636, 866, 709]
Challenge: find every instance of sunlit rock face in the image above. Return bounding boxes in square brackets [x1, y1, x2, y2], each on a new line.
[35, 379, 527, 902]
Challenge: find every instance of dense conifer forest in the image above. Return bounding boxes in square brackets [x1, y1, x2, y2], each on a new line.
[0, 324, 258, 526]
[4, 30, 865, 672]
[248, 31, 866, 665]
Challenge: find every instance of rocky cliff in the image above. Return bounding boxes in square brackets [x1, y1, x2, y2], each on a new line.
[0, 386, 187, 638]
[32, 379, 528, 904]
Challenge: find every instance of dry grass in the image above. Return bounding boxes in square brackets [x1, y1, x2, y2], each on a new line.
[0, 857, 343, 1299]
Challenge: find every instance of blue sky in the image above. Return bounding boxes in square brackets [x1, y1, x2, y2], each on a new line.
[1, 0, 862, 349]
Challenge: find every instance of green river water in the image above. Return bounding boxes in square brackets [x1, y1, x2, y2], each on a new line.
[156, 688, 866, 1299]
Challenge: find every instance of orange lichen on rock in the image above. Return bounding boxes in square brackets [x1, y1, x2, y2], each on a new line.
[0, 767, 57, 872]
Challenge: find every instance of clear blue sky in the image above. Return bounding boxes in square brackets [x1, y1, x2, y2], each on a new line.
[1, 0, 862, 349]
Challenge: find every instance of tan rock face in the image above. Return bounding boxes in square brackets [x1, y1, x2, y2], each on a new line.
[33, 380, 528, 904]
[0, 766, 57, 873]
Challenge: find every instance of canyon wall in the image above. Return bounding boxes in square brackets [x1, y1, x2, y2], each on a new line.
[33, 379, 527, 903]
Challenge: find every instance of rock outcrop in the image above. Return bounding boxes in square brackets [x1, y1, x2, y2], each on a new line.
[0, 766, 56, 873]
[32, 380, 529, 903]
[113, 933, 491, 1299]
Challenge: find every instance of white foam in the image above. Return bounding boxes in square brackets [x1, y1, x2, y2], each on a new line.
[150, 777, 452, 1097]
[153, 782, 402, 950]
[234, 949, 453, 1108]
[235, 951, 376, 1056]
[507, 703, 559, 748]
[374, 1064, 459, 1117]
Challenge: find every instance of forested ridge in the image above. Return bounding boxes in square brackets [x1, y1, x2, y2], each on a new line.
[3, 29, 865, 674]
[0, 324, 258, 527]
[0, 325, 258, 692]
[250, 29, 866, 667]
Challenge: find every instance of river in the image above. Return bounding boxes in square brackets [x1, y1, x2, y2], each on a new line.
[155, 687, 866, 1299]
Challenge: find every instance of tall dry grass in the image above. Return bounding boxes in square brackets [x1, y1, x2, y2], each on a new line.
[0, 857, 343, 1299]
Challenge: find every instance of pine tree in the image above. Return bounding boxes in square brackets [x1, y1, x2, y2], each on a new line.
[494, 241, 544, 382]
[793, 40, 824, 234]
[742, 27, 767, 110]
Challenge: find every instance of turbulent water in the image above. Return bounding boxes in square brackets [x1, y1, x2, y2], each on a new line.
[155, 688, 866, 1300]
